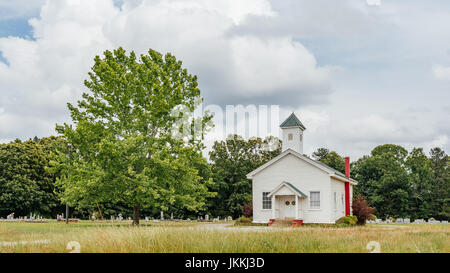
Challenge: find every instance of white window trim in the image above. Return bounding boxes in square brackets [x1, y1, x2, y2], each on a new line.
[309, 190, 321, 210]
[262, 192, 272, 210]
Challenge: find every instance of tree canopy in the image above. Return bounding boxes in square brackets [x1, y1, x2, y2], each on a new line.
[351, 145, 449, 219]
[312, 148, 345, 174]
[0, 137, 65, 218]
[55, 47, 214, 224]
[208, 134, 281, 218]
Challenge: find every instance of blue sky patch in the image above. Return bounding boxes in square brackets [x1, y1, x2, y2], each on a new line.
[0, 18, 34, 39]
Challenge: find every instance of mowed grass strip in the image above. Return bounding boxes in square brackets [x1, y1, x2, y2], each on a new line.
[0, 221, 448, 253]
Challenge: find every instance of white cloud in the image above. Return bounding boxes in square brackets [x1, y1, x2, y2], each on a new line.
[0, 0, 45, 20]
[293, 108, 448, 159]
[433, 65, 450, 80]
[366, 0, 381, 7]
[0, 0, 448, 159]
[0, 0, 330, 142]
[229, 36, 330, 97]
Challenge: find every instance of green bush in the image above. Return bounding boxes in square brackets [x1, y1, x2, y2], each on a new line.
[369, 214, 377, 220]
[234, 216, 253, 226]
[335, 216, 358, 226]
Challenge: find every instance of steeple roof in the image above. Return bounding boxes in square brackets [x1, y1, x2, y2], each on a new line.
[280, 113, 306, 130]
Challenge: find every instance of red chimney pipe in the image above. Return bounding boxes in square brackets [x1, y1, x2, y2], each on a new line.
[344, 157, 351, 216]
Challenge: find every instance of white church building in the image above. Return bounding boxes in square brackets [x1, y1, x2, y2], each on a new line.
[247, 113, 358, 225]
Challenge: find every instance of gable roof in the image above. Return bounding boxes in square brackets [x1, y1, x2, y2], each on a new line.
[280, 113, 306, 130]
[268, 181, 308, 198]
[246, 148, 358, 185]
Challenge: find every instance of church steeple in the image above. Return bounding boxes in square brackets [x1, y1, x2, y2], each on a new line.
[280, 113, 306, 154]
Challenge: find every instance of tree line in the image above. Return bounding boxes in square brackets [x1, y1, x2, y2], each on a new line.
[313, 145, 449, 220]
[0, 47, 448, 223]
[1, 134, 448, 221]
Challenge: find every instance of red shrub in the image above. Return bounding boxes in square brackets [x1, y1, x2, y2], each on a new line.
[242, 202, 253, 217]
[352, 195, 375, 225]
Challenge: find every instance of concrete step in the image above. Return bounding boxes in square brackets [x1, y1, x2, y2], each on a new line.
[270, 219, 293, 227]
[269, 219, 303, 227]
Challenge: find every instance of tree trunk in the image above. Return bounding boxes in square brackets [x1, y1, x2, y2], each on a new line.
[133, 205, 140, 225]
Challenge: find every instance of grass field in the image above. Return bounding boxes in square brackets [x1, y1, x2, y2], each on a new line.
[0, 221, 448, 253]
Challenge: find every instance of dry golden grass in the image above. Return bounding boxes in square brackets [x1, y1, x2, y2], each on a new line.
[0, 221, 448, 253]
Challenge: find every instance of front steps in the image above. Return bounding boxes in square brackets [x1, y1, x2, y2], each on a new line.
[268, 218, 303, 227]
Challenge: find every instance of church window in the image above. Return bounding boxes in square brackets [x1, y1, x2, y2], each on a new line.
[262, 192, 272, 209]
[310, 191, 320, 209]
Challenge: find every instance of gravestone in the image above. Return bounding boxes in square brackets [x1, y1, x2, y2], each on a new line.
[375, 219, 382, 224]
[160, 211, 164, 220]
[227, 216, 232, 221]
[442, 221, 448, 224]
[404, 218, 410, 223]
[118, 213, 123, 221]
[396, 218, 403, 224]
[205, 214, 209, 221]
[145, 217, 149, 222]
[171, 213, 174, 220]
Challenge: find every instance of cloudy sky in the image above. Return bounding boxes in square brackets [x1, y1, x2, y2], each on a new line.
[0, 0, 449, 159]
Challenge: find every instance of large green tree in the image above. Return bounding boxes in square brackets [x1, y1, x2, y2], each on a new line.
[0, 137, 65, 218]
[429, 147, 450, 219]
[208, 134, 281, 218]
[352, 144, 411, 218]
[55, 47, 214, 225]
[405, 148, 434, 219]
